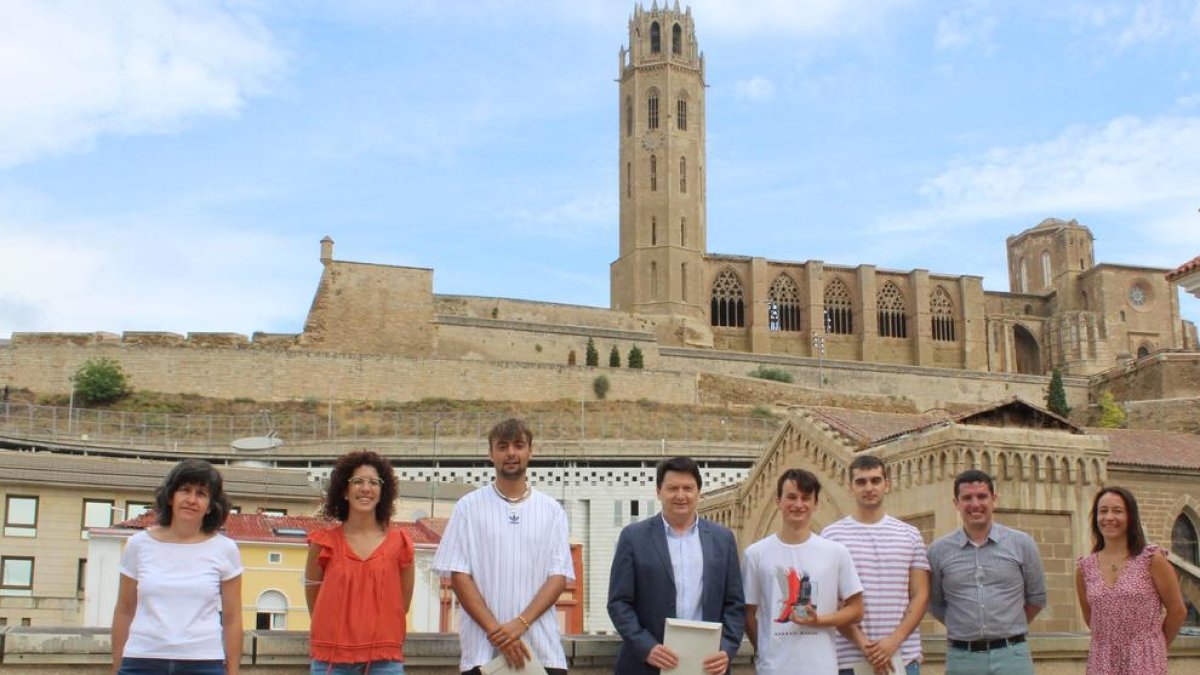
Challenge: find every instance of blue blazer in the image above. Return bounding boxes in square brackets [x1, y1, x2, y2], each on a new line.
[606, 515, 745, 675]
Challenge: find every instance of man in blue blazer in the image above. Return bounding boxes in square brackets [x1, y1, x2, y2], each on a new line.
[607, 456, 745, 675]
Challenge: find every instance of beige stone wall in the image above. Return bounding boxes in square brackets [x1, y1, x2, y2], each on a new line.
[1122, 398, 1200, 433]
[298, 261, 434, 356]
[1092, 352, 1200, 402]
[434, 295, 657, 332]
[434, 316, 660, 368]
[0, 344, 698, 404]
[661, 347, 1090, 412]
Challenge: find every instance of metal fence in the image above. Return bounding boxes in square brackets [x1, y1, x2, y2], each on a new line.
[0, 403, 781, 449]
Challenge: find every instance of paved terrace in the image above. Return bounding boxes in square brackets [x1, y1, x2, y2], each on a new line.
[0, 404, 778, 465]
[1, 630, 1198, 674]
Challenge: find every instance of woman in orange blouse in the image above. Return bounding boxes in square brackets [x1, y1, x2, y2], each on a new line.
[306, 451, 415, 675]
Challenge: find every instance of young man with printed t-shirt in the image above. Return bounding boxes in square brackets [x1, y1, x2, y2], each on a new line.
[823, 455, 930, 675]
[743, 469, 864, 675]
[433, 418, 575, 675]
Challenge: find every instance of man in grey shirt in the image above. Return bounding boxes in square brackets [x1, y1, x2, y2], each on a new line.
[928, 469, 1045, 675]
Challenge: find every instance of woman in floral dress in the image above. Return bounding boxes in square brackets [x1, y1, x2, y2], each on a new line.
[1075, 486, 1186, 674]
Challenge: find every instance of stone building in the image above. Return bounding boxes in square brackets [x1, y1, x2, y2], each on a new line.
[700, 398, 1200, 634]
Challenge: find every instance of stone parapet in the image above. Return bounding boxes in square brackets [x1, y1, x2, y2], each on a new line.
[0, 629, 1197, 674]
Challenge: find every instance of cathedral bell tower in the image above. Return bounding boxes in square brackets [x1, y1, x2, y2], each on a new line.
[611, 1, 707, 319]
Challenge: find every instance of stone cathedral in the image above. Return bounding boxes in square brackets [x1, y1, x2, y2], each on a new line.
[609, 4, 1194, 378]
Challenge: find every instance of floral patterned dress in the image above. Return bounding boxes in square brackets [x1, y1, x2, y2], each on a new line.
[1077, 545, 1168, 675]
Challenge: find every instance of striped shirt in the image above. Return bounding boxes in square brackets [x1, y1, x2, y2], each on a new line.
[927, 522, 1046, 641]
[821, 515, 929, 668]
[432, 485, 575, 671]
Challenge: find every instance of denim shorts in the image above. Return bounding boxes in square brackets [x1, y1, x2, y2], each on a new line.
[311, 659, 405, 675]
[118, 658, 226, 675]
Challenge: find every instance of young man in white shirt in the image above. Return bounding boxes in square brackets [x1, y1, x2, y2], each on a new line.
[433, 418, 574, 675]
[823, 455, 930, 675]
[743, 468, 864, 675]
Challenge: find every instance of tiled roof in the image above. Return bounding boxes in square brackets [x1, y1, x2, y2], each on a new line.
[805, 407, 948, 448]
[1095, 428, 1200, 470]
[804, 398, 1081, 449]
[104, 512, 442, 546]
[1166, 255, 1200, 282]
[0, 449, 319, 499]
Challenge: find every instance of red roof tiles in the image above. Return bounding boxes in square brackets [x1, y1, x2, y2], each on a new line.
[1094, 428, 1200, 470]
[1166, 255, 1200, 282]
[111, 512, 442, 546]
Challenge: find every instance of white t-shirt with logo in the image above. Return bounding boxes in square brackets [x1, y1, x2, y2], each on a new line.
[119, 529, 243, 660]
[742, 533, 863, 675]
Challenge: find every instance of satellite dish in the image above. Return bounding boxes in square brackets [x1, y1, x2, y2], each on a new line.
[232, 410, 283, 452]
[231, 435, 283, 451]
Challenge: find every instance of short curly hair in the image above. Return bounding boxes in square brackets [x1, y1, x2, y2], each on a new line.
[321, 450, 397, 525]
[154, 459, 232, 534]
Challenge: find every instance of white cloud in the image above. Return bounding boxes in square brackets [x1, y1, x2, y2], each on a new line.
[890, 115, 1200, 230]
[934, 4, 997, 52]
[0, 217, 312, 337]
[690, 0, 908, 38]
[735, 75, 777, 102]
[507, 192, 617, 240]
[0, 0, 284, 168]
[1117, 1, 1176, 48]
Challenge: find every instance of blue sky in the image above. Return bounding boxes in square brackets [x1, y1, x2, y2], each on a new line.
[1, 0, 1198, 339]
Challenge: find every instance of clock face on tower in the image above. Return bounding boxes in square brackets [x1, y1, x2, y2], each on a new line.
[640, 133, 662, 151]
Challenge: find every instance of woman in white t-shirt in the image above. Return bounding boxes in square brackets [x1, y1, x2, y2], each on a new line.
[110, 459, 244, 675]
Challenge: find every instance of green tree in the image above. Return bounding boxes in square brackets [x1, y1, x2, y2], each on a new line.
[1096, 391, 1127, 428]
[609, 345, 621, 367]
[627, 345, 644, 369]
[1046, 368, 1070, 417]
[73, 357, 130, 405]
[592, 375, 610, 400]
[585, 338, 599, 367]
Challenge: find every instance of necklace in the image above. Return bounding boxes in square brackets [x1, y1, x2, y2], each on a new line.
[492, 482, 531, 525]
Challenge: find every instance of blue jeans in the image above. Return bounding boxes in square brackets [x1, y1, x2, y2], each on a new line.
[839, 661, 920, 675]
[311, 660, 405, 675]
[118, 658, 226, 675]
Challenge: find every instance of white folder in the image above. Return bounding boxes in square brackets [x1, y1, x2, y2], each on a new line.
[480, 644, 548, 675]
[662, 617, 723, 675]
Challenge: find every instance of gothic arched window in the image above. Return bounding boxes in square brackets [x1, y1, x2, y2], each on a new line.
[1041, 250, 1052, 287]
[672, 23, 682, 55]
[650, 216, 657, 245]
[624, 96, 633, 137]
[877, 281, 907, 338]
[680, 217, 686, 247]
[650, 22, 661, 54]
[650, 261, 658, 300]
[647, 88, 660, 130]
[768, 274, 801, 332]
[679, 156, 686, 193]
[1173, 513, 1199, 565]
[710, 268, 745, 328]
[824, 279, 853, 335]
[650, 155, 657, 191]
[676, 91, 688, 131]
[1019, 258, 1028, 293]
[931, 286, 955, 342]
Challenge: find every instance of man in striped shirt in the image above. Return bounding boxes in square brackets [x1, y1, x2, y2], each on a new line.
[823, 455, 930, 675]
[433, 418, 575, 675]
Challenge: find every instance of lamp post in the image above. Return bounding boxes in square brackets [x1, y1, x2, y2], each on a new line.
[812, 312, 830, 389]
[429, 416, 448, 518]
[67, 373, 76, 435]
